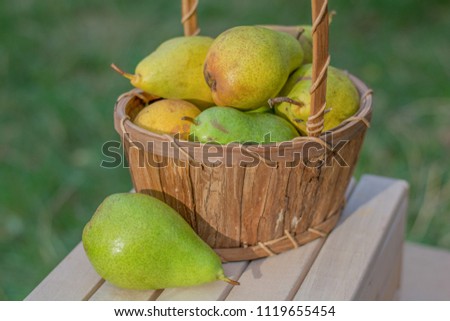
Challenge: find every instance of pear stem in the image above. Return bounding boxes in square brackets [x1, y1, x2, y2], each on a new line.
[295, 27, 305, 40]
[181, 116, 199, 126]
[329, 10, 337, 24]
[110, 63, 134, 81]
[268, 97, 305, 109]
[220, 276, 240, 286]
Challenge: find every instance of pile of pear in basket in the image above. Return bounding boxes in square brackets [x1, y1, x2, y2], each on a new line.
[112, 0, 373, 262]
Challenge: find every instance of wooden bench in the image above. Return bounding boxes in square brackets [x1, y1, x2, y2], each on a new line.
[25, 174, 410, 301]
[400, 242, 450, 300]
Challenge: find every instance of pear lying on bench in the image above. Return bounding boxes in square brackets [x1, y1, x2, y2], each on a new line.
[82, 193, 238, 290]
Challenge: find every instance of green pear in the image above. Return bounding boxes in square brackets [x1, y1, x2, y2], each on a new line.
[203, 26, 304, 110]
[245, 105, 272, 114]
[112, 36, 214, 108]
[82, 193, 238, 290]
[189, 106, 299, 144]
[274, 64, 360, 135]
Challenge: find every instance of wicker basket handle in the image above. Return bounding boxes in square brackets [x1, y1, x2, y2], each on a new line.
[181, 0, 200, 36]
[308, 0, 329, 137]
[181, 0, 329, 137]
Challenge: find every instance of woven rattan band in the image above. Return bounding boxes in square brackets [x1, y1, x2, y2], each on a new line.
[213, 200, 345, 262]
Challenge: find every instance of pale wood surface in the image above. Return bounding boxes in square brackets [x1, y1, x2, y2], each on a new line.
[25, 243, 103, 301]
[399, 242, 450, 301]
[379, 251, 402, 300]
[25, 175, 411, 301]
[226, 240, 324, 301]
[294, 175, 408, 300]
[89, 281, 159, 301]
[355, 199, 406, 300]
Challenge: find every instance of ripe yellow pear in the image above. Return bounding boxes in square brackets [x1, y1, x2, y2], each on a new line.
[274, 64, 360, 135]
[203, 26, 304, 110]
[133, 99, 201, 140]
[112, 36, 214, 108]
[82, 193, 238, 290]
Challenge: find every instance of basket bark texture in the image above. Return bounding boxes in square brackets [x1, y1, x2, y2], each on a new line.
[113, 0, 373, 262]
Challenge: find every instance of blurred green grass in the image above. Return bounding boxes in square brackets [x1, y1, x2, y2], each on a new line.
[0, 0, 449, 300]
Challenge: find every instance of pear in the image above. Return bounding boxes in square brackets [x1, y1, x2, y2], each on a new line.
[112, 36, 214, 108]
[133, 99, 201, 140]
[245, 105, 272, 114]
[203, 26, 304, 110]
[278, 62, 311, 97]
[297, 25, 313, 64]
[82, 193, 238, 289]
[189, 106, 299, 144]
[261, 25, 312, 63]
[274, 64, 360, 135]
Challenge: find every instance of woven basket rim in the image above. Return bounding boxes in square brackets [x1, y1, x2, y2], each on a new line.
[113, 73, 372, 156]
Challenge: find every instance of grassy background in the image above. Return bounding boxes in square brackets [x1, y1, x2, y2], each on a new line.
[1, 0, 449, 300]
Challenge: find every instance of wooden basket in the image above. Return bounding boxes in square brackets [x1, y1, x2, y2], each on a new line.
[113, 0, 373, 262]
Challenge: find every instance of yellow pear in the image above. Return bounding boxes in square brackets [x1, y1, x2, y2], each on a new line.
[112, 36, 214, 108]
[274, 64, 360, 135]
[203, 26, 304, 110]
[133, 99, 201, 140]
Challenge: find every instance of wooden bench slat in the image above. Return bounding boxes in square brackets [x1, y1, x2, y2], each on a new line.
[294, 175, 408, 300]
[225, 239, 323, 300]
[89, 281, 159, 301]
[378, 245, 403, 300]
[355, 198, 406, 299]
[25, 243, 103, 301]
[399, 242, 450, 300]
